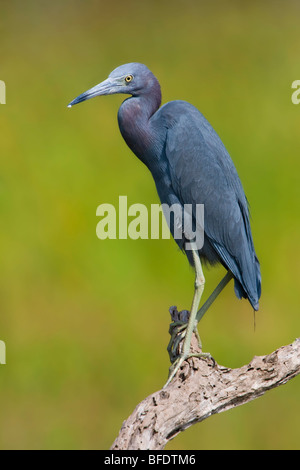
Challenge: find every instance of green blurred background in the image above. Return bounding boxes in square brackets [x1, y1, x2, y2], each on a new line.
[0, 0, 299, 450]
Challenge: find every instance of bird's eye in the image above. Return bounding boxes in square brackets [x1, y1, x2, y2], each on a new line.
[125, 75, 133, 83]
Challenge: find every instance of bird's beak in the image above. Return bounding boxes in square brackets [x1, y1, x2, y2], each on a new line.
[68, 77, 121, 107]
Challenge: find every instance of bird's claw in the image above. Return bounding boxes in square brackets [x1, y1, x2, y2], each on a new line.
[167, 318, 203, 364]
[167, 320, 187, 364]
[164, 351, 215, 388]
[165, 308, 215, 387]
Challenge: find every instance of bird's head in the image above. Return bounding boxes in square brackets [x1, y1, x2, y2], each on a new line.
[68, 63, 160, 107]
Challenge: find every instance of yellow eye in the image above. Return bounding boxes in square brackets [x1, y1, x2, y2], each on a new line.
[125, 75, 133, 83]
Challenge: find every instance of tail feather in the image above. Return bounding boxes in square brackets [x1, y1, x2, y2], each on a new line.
[233, 254, 261, 311]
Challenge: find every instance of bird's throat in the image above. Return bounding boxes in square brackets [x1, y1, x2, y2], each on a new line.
[118, 96, 156, 165]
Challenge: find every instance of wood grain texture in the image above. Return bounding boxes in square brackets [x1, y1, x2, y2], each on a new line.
[111, 337, 300, 450]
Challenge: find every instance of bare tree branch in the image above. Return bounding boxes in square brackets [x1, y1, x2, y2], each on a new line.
[111, 327, 300, 450]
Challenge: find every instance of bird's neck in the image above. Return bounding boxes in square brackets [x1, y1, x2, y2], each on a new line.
[117, 86, 162, 167]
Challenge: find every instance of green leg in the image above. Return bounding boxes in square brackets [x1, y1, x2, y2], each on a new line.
[165, 262, 234, 387]
[165, 246, 209, 387]
[192, 270, 233, 350]
[182, 247, 205, 356]
[196, 271, 233, 324]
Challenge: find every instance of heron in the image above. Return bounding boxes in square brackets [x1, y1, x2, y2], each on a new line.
[68, 63, 261, 385]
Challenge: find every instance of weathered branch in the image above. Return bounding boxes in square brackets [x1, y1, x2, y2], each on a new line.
[111, 310, 300, 450]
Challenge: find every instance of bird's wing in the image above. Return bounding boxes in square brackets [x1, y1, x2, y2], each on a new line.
[161, 101, 260, 308]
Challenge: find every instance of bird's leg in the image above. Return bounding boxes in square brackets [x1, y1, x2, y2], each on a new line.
[182, 247, 205, 356]
[165, 246, 212, 387]
[165, 270, 234, 387]
[196, 270, 233, 324]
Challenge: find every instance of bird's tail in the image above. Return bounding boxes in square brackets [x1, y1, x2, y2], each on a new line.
[234, 254, 261, 311]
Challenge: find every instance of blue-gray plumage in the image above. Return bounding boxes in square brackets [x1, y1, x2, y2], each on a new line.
[68, 63, 261, 383]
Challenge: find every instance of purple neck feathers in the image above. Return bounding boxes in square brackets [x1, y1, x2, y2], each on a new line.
[117, 78, 161, 164]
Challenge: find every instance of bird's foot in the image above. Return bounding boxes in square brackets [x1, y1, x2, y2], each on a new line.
[164, 351, 215, 388]
[167, 307, 198, 361]
[165, 306, 215, 387]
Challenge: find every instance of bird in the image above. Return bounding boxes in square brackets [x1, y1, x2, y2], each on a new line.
[68, 63, 261, 384]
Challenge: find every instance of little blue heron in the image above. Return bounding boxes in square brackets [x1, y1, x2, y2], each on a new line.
[68, 63, 261, 384]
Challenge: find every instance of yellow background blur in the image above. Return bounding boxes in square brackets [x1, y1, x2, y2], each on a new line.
[0, 0, 299, 449]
